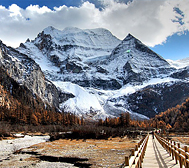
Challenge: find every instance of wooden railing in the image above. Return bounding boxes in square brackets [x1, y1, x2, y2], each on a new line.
[123, 133, 149, 168]
[155, 133, 189, 168]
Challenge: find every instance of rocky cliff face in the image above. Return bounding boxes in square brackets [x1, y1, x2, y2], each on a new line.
[0, 40, 59, 108]
[0, 66, 42, 110]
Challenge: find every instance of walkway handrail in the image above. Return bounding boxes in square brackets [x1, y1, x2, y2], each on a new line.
[123, 133, 149, 168]
[155, 133, 189, 168]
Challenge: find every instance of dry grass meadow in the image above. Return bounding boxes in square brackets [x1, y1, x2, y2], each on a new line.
[20, 136, 139, 168]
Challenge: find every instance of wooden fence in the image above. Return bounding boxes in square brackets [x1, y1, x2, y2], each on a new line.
[155, 133, 189, 168]
[123, 133, 149, 168]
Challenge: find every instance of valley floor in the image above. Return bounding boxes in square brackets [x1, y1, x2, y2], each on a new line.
[0, 136, 138, 168]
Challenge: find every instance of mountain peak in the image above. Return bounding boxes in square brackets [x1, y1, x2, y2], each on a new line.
[121, 33, 160, 56]
[0, 40, 6, 46]
[43, 26, 59, 36]
[43, 26, 55, 32]
[124, 33, 136, 41]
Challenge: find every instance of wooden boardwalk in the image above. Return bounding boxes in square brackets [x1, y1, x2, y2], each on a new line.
[142, 135, 180, 168]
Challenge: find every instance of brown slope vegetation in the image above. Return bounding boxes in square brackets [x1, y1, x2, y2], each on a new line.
[0, 67, 83, 127]
[150, 97, 189, 132]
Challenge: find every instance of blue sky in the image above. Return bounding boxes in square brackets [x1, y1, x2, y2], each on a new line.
[1, 0, 132, 9]
[0, 0, 82, 9]
[0, 0, 188, 60]
[151, 31, 189, 60]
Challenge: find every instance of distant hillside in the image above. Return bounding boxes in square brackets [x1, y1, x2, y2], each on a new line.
[150, 97, 189, 132]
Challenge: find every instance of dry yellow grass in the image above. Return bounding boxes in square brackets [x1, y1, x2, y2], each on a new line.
[171, 137, 189, 146]
[25, 137, 139, 168]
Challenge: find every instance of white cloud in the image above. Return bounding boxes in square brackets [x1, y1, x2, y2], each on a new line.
[0, 0, 188, 48]
[26, 5, 51, 14]
[9, 4, 22, 17]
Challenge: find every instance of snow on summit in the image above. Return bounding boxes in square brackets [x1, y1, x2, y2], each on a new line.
[43, 26, 121, 50]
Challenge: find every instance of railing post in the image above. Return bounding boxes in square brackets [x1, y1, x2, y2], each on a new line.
[125, 156, 129, 166]
[170, 140, 172, 156]
[131, 148, 135, 164]
[177, 143, 182, 168]
[184, 146, 188, 168]
[139, 157, 142, 168]
[174, 142, 178, 164]
[171, 141, 174, 160]
[131, 148, 135, 156]
[135, 144, 138, 156]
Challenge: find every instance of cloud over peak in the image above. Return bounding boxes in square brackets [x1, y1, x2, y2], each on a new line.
[0, 0, 188, 48]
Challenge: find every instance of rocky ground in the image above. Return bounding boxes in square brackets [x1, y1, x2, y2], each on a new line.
[0, 136, 139, 168]
[0, 134, 50, 167]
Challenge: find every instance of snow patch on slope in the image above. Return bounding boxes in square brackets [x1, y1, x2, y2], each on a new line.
[53, 81, 108, 119]
[112, 77, 179, 99]
[18, 42, 59, 73]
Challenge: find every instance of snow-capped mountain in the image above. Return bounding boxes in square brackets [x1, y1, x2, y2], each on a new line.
[2, 26, 188, 120]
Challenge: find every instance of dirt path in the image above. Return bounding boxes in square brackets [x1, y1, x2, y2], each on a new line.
[142, 135, 179, 168]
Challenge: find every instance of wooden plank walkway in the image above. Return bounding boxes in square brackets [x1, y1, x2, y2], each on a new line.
[142, 135, 180, 168]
